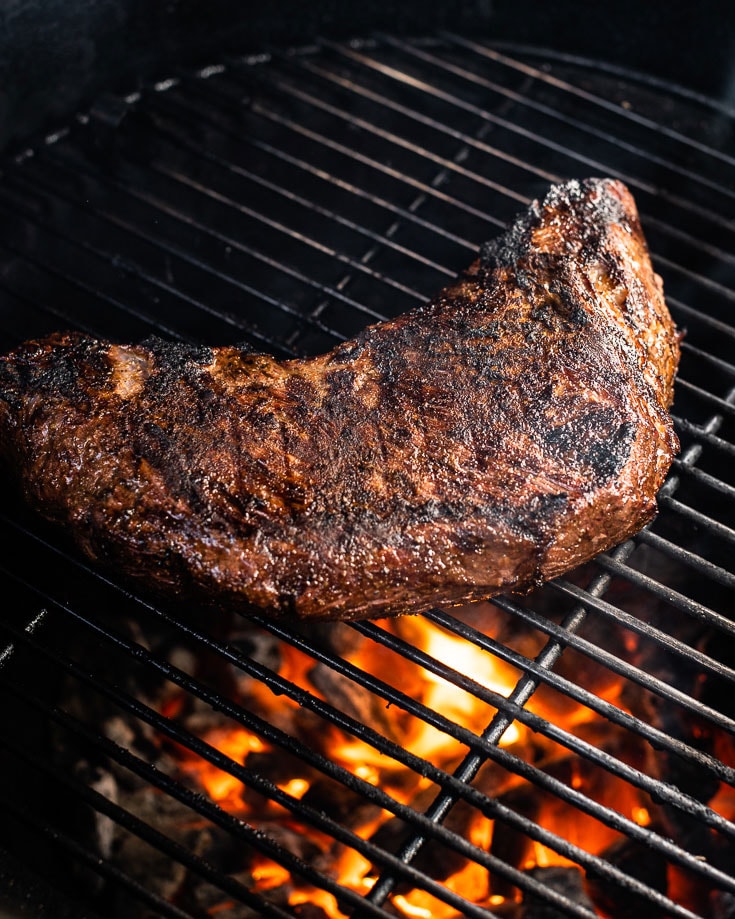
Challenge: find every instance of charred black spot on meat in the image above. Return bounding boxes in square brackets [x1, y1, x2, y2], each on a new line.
[142, 336, 214, 369]
[542, 409, 636, 484]
[0, 178, 680, 621]
[547, 278, 591, 329]
[325, 369, 358, 403]
[585, 421, 638, 482]
[138, 420, 172, 461]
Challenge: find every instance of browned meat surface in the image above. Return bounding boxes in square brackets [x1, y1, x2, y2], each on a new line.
[0, 178, 680, 621]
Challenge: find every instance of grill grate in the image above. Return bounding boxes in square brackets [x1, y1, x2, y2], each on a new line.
[1, 33, 734, 919]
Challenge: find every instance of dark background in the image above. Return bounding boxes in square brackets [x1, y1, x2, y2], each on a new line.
[1, 0, 734, 155]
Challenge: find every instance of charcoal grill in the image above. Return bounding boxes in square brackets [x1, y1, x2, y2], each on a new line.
[1, 26, 735, 919]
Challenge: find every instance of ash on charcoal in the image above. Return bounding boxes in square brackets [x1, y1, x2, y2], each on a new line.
[99, 712, 183, 794]
[585, 837, 668, 917]
[520, 866, 597, 918]
[75, 760, 118, 862]
[48, 759, 120, 897]
[111, 790, 197, 908]
[228, 628, 283, 679]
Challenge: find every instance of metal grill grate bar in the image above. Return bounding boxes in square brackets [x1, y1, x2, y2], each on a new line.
[0, 168, 364, 345]
[4, 497, 733, 808]
[660, 494, 735, 545]
[351, 619, 735, 840]
[673, 415, 735, 456]
[667, 297, 735, 340]
[2, 536, 662, 905]
[213, 60, 735, 336]
[241, 101, 505, 230]
[551, 578, 735, 675]
[491, 592, 735, 734]
[137, 111, 457, 279]
[258, 613, 735, 901]
[594, 548, 735, 613]
[636, 528, 735, 590]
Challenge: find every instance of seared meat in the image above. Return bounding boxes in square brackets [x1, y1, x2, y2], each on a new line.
[0, 178, 679, 621]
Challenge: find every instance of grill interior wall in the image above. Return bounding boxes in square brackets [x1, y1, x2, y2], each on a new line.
[1, 35, 735, 919]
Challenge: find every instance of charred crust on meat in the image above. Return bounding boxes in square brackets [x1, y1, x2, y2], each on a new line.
[480, 204, 539, 269]
[480, 178, 630, 272]
[0, 178, 680, 621]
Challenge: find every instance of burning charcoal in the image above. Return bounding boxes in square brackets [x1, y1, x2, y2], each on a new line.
[646, 713, 721, 863]
[245, 822, 326, 865]
[100, 713, 182, 793]
[367, 779, 493, 888]
[454, 600, 547, 658]
[189, 896, 272, 919]
[245, 749, 305, 784]
[490, 785, 540, 898]
[520, 866, 597, 918]
[308, 663, 398, 739]
[368, 811, 475, 890]
[663, 750, 720, 805]
[199, 825, 254, 876]
[241, 750, 318, 816]
[300, 776, 382, 829]
[482, 899, 522, 918]
[585, 837, 668, 917]
[179, 865, 283, 919]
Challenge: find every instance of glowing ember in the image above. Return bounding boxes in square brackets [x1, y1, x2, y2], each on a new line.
[632, 806, 651, 826]
[391, 894, 433, 918]
[278, 777, 309, 798]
